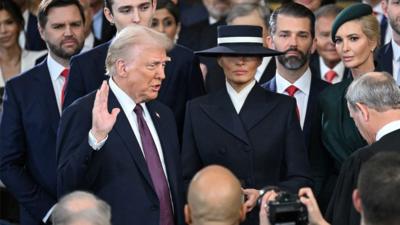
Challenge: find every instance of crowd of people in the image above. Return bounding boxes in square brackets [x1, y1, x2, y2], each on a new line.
[0, 0, 400, 225]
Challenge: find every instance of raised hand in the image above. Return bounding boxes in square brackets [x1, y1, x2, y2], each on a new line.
[91, 81, 120, 142]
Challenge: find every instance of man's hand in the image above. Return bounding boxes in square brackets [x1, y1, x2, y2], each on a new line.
[259, 190, 278, 225]
[242, 188, 260, 212]
[298, 188, 330, 225]
[91, 81, 120, 142]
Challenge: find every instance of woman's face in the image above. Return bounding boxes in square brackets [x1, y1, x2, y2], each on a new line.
[334, 20, 377, 70]
[217, 55, 261, 92]
[151, 8, 179, 41]
[0, 9, 21, 49]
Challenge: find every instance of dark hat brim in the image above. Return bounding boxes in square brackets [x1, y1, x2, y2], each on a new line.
[195, 45, 283, 57]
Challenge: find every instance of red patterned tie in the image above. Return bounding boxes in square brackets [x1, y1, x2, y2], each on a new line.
[134, 104, 175, 225]
[285, 85, 300, 119]
[60, 69, 69, 107]
[324, 70, 337, 84]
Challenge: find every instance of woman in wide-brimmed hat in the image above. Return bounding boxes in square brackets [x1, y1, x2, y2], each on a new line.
[181, 25, 313, 225]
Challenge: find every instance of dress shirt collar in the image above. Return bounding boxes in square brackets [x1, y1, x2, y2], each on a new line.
[47, 53, 67, 81]
[376, 120, 400, 141]
[276, 68, 311, 95]
[208, 16, 218, 25]
[391, 39, 400, 61]
[108, 77, 148, 116]
[255, 57, 271, 82]
[226, 80, 256, 113]
[319, 57, 345, 81]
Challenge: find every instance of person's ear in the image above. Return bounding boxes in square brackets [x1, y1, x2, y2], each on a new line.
[310, 37, 317, 54]
[382, 0, 389, 18]
[115, 59, 128, 77]
[266, 35, 274, 49]
[38, 22, 45, 40]
[104, 7, 114, 25]
[239, 204, 247, 222]
[352, 189, 363, 213]
[355, 103, 369, 122]
[184, 204, 192, 225]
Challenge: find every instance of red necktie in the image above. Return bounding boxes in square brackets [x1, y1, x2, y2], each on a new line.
[324, 70, 337, 84]
[285, 85, 300, 119]
[60, 69, 69, 107]
[134, 104, 175, 225]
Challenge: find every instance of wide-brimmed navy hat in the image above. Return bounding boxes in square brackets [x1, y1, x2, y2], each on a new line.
[195, 25, 283, 57]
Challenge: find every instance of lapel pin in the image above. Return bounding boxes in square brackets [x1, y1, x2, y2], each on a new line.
[155, 112, 160, 118]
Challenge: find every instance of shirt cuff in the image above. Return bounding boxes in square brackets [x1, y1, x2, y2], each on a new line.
[88, 130, 107, 150]
[42, 204, 56, 223]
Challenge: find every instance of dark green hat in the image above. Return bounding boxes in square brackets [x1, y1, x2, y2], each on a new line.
[331, 3, 373, 42]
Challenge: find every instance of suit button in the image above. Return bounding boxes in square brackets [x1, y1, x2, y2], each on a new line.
[218, 147, 227, 154]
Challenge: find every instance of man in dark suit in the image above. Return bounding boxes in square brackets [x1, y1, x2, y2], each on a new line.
[376, 0, 400, 85]
[182, 25, 312, 225]
[64, 0, 205, 138]
[57, 25, 184, 225]
[326, 71, 400, 225]
[310, 4, 347, 84]
[0, 1, 86, 224]
[205, 3, 277, 93]
[261, 3, 329, 150]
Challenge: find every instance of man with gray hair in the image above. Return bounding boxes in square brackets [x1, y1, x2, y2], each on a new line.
[52, 191, 111, 225]
[57, 25, 185, 225]
[184, 165, 246, 225]
[327, 71, 400, 225]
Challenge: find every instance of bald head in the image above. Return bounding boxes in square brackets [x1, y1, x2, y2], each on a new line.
[185, 165, 245, 225]
[52, 191, 111, 225]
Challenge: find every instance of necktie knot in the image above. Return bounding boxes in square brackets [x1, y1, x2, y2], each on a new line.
[60, 68, 69, 79]
[285, 85, 298, 97]
[325, 70, 337, 83]
[134, 104, 144, 116]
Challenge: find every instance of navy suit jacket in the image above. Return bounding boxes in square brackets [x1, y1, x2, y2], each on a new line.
[376, 42, 393, 75]
[261, 75, 330, 150]
[57, 91, 185, 225]
[181, 84, 312, 224]
[64, 41, 205, 137]
[0, 61, 58, 225]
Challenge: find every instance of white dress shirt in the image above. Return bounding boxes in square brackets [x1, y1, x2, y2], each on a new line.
[391, 39, 400, 85]
[255, 57, 271, 82]
[226, 80, 256, 114]
[88, 78, 169, 179]
[47, 54, 68, 114]
[275, 68, 312, 129]
[319, 57, 345, 84]
[376, 120, 400, 141]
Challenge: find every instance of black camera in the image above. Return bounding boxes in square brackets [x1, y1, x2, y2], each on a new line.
[267, 191, 308, 225]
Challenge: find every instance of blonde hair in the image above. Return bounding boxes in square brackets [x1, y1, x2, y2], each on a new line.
[105, 25, 173, 76]
[357, 14, 380, 48]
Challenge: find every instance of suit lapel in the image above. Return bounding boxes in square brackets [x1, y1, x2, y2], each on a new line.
[383, 44, 393, 74]
[107, 91, 154, 189]
[32, 61, 60, 134]
[200, 89, 250, 145]
[239, 85, 279, 131]
[303, 78, 317, 141]
[146, 101, 178, 194]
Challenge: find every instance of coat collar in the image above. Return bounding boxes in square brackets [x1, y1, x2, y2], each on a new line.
[200, 84, 280, 144]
